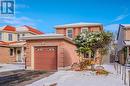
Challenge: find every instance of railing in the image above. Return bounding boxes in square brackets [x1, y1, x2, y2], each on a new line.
[115, 62, 130, 86]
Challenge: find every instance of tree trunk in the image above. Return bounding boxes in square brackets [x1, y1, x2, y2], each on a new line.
[100, 55, 103, 65]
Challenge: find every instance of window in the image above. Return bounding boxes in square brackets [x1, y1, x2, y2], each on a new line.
[10, 48, 14, 56]
[17, 34, 20, 41]
[8, 33, 13, 41]
[67, 28, 73, 38]
[22, 34, 25, 36]
[81, 27, 89, 32]
[0, 33, 2, 41]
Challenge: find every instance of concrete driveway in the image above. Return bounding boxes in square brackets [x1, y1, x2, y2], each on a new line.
[0, 63, 25, 72]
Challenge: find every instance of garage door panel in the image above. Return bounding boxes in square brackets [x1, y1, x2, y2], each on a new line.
[35, 58, 57, 62]
[35, 65, 56, 70]
[34, 61, 56, 64]
[34, 46, 57, 71]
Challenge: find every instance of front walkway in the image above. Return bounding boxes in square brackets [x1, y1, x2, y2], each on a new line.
[27, 64, 125, 86]
[0, 63, 25, 72]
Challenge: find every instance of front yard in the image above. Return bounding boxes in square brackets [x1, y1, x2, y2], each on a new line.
[27, 64, 125, 86]
[0, 64, 126, 86]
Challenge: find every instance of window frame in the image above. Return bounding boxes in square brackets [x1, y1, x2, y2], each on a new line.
[8, 33, 13, 41]
[66, 28, 73, 38]
[81, 27, 89, 32]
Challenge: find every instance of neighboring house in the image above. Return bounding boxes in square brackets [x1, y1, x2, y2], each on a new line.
[22, 22, 103, 71]
[0, 25, 43, 63]
[116, 24, 130, 65]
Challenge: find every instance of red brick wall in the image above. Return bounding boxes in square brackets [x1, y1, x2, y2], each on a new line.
[25, 39, 79, 70]
[56, 26, 102, 38]
[89, 26, 102, 32]
[0, 47, 16, 63]
[56, 28, 66, 36]
[62, 40, 79, 66]
[73, 27, 81, 37]
[0, 47, 10, 63]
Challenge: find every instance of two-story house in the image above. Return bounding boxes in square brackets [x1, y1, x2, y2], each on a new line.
[0, 25, 43, 63]
[55, 22, 103, 39]
[116, 24, 130, 65]
[21, 22, 103, 71]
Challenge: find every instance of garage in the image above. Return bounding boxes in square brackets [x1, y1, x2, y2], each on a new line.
[22, 34, 80, 71]
[34, 46, 57, 71]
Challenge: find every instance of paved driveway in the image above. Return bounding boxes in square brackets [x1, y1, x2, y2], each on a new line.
[0, 63, 25, 72]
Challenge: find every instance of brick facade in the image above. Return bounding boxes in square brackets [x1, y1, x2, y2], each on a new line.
[0, 46, 16, 63]
[25, 39, 79, 70]
[56, 26, 102, 38]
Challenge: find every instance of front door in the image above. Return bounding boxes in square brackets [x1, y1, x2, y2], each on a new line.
[17, 49, 22, 62]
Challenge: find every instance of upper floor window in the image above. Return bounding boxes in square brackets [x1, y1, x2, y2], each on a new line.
[8, 33, 13, 41]
[81, 27, 89, 32]
[67, 28, 73, 38]
[0, 33, 2, 41]
[17, 34, 20, 41]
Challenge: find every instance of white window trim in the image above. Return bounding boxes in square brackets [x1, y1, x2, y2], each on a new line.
[81, 27, 89, 32]
[66, 28, 73, 38]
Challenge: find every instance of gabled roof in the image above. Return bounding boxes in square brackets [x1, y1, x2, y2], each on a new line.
[0, 25, 44, 35]
[21, 34, 65, 40]
[0, 25, 16, 32]
[21, 34, 75, 44]
[54, 22, 102, 28]
[3, 25, 16, 32]
[24, 25, 44, 34]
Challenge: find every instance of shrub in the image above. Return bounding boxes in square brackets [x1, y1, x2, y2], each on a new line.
[71, 63, 80, 71]
[96, 69, 109, 75]
[79, 59, 92, 70]
[71, 59, 96, 71]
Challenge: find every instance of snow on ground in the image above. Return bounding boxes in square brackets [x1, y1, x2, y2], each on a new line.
[97, 64, 116, 74]
[27, 64, 125, 86]
[0, 63, 25, 72]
